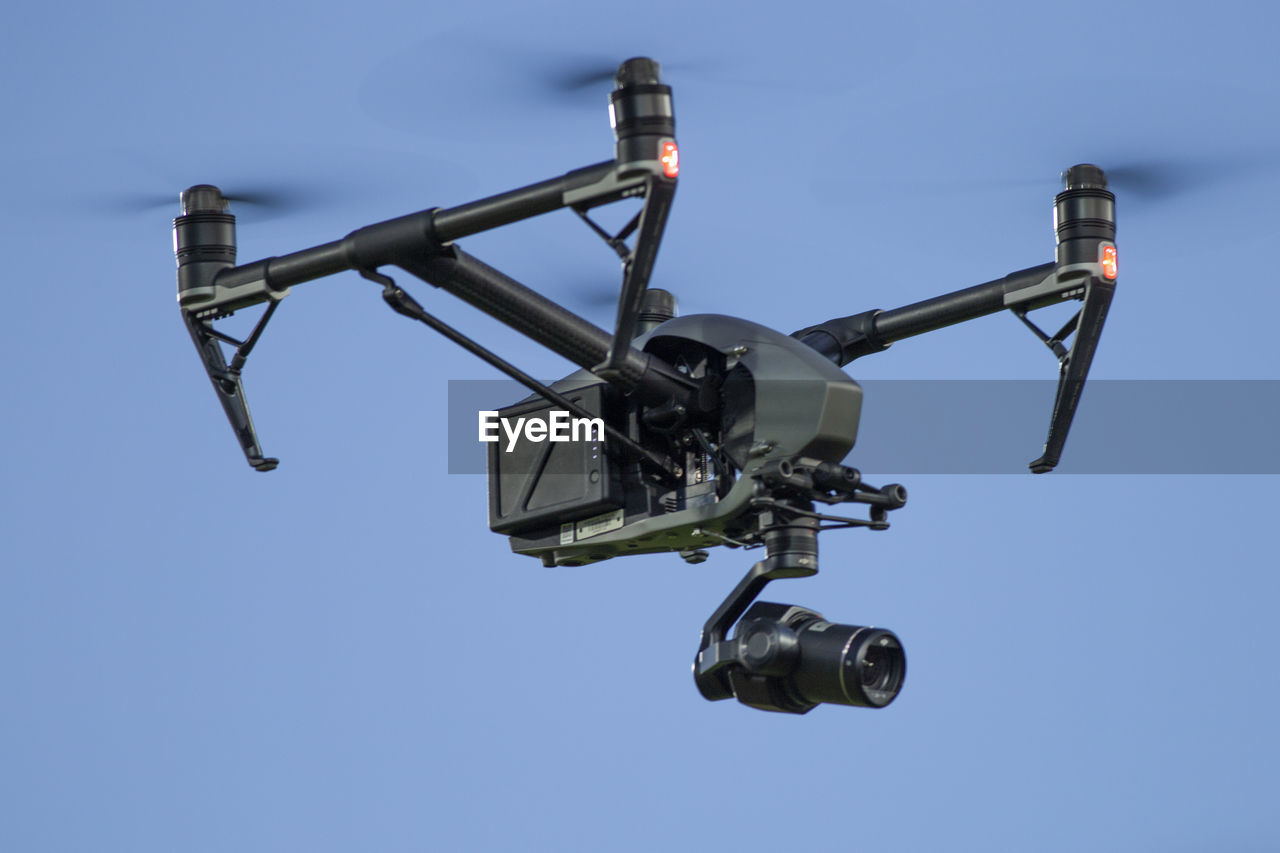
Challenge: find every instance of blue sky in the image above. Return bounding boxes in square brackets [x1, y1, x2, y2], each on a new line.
[3, 1, 1278, 850]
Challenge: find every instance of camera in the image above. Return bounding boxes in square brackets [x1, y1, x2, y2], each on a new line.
[703, 601, 905, 714]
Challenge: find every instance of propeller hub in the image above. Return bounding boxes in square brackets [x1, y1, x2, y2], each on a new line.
[635, 288, 678, 337]
[616, 57, 662, 87]
[1062, 164, 1109, 191]
[180, 184, 229, 216]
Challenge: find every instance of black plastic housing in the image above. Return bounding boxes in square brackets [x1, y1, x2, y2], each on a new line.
[611, 58, 675, 173]
[487, 383, 623, 535]
[1055, 164, 1116, 266]
[174, 185, 236, 308]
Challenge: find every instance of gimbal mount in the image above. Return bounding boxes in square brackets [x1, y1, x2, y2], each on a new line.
[174, 58, 1116, 713]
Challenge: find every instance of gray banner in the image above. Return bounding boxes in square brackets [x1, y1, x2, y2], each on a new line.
[448, 380, 1280, 474]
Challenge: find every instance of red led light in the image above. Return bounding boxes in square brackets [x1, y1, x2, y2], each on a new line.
[660, 141, 679, 178]
[1101, 244, 1117, 280]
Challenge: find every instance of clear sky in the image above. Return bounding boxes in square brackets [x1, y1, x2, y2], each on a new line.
[3, 1, 1278, 851]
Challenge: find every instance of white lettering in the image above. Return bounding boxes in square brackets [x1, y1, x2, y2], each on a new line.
[502, 417, 525, 453]
[572, 417, 604, 442]
[479, 409, 606, 452]
[549, 409, 570, 441]
[478, 411, 500, 443]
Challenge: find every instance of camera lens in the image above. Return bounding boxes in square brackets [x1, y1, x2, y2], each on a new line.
[732, 602, 906, 711]
[861, 644, 889, 687]
[791, 621, 906, 709]
[852, 634, 906, 703]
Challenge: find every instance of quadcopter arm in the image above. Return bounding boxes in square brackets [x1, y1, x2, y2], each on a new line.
[794, 164, 1118, 473]
[176, 156, 690, 469]
[176, 57, 693, 471]
[794, 260, 1116, 473]
[184, 159, 621, 307]
[793, 262, 1059, 363]
[204, 166, 691, 401]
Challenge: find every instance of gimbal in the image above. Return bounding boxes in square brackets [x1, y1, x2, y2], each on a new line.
[174, 58, 1115, 713]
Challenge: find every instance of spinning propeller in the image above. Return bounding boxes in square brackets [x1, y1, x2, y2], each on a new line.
[838, 152, 1277, 204]
[103, 185, 320, 223]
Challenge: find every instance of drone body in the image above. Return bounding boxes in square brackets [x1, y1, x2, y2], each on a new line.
[490, 314, 870, 566]
[174, 58, 1116, 714]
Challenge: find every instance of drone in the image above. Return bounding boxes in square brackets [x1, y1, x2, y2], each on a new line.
[174, 58, 1116, 715]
